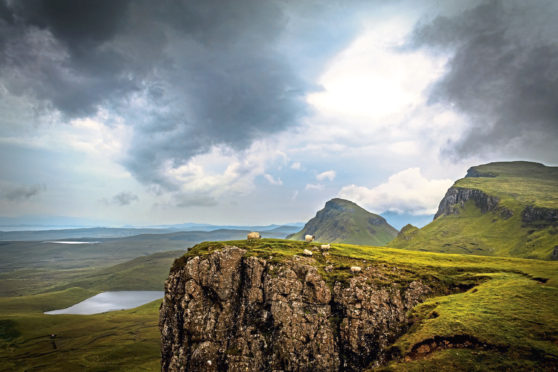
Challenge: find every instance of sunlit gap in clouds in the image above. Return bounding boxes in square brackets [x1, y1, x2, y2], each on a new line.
[307, 18, 448, 124]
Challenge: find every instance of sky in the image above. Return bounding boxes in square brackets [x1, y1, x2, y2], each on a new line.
[0, 0, 557, 227]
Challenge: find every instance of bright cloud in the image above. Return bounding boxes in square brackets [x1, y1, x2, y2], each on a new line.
[338, 168, 453, 215]
[316, 170, 336, 181]
[163, 140, 286, 205]
[305, 183, 324, 191]
[264, 174, 283, 185]
[307, 19, 447, 123]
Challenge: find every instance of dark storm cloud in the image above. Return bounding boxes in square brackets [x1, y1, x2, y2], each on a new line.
[0, 0, 366, 190]
[112, 192, 139, 206]
[175, 193, 218, 208]
[100, 191, 139, 206]
[1, 184, 45, 201]
[0, 0, 137, 117]
[409, 0, 558, 160]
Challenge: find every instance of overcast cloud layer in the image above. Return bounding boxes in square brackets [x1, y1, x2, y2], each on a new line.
[0, 0, 557, 226]
[408, 0, 558, 159]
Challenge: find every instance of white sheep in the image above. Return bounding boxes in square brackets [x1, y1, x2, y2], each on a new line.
[247, 231, 261, 240]
[302, 249, 313, 256]
[305, 234, 315, 242]
[350, 266, 362, 273]
[320, 244, 330, 250]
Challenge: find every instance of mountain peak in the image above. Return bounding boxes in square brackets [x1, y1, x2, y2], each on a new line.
[324, 198, 362, 210]
[288, 198, 397, 246]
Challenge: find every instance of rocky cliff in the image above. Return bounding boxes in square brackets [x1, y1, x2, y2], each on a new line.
[434, 187, 512, 220]
[521, 205, 558, 226]
[160, 245, 432, 371]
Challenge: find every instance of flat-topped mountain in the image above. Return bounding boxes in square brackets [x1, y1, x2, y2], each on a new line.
[390, 161, 558, 259]
[288, 198, 398, 246]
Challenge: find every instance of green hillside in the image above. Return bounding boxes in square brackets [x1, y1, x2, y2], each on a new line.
[0, 248, 185, 371]
[2, 238, 558, 370]
[288, 198, 398, 245]
[390, 161, 558, 259]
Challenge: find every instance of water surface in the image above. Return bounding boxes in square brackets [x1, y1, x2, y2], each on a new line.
[45, 291, 164, 315]
[43, 241, 100, 244]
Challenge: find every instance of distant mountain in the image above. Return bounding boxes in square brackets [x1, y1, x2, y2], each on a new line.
[379, 211, 434, 230]
[0, 227, 173, 241]
[288, 198, 398, 246]
[0, 223, 303, 241]
[390, 161, 558, 259]
[151, 222, 304, 233]
[0, 215, 118, 231]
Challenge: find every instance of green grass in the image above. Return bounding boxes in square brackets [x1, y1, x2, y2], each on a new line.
[391, 201, 558, 259]
[391, 162, 558, 260]
[3, 238, 558, 371]
[380, 273, 558, 371]
[457, 161, 558, 210]
[0, 299, 162, 372]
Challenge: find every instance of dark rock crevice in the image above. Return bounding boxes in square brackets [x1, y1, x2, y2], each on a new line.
[405, 334, 508, 361]
[521, 205, 558, 227]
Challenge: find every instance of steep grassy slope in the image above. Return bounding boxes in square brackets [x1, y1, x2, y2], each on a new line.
[390, 161, 558, 259]
[288, 198, 398, 245]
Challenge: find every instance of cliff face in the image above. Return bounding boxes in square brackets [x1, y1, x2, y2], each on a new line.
[160, 246, 430, 371]
[521, 205, 558, 226]
[434, 187, 512, 220]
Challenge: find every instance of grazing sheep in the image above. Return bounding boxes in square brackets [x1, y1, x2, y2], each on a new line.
[350, 266, 362, 273]
[320, 244, 330, 250]
[302, 249, 313, 256]
[247, 231, 261, 240]
[305, 234, 315, 242]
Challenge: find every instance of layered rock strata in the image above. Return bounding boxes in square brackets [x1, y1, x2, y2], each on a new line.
[434, 187, 512, 219]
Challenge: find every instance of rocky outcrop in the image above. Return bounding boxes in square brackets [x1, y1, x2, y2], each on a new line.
[160, 247, 431, 371]
[434, 187, 512, 220]
[521, 205, 558, 226]
[465, 167, 497, 178]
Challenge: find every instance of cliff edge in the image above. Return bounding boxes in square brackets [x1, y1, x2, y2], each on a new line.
[160, 242, 435, 371]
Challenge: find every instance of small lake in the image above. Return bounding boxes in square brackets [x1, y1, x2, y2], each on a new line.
[45, 291, 164, 315]
[43, 241, 100, 244]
